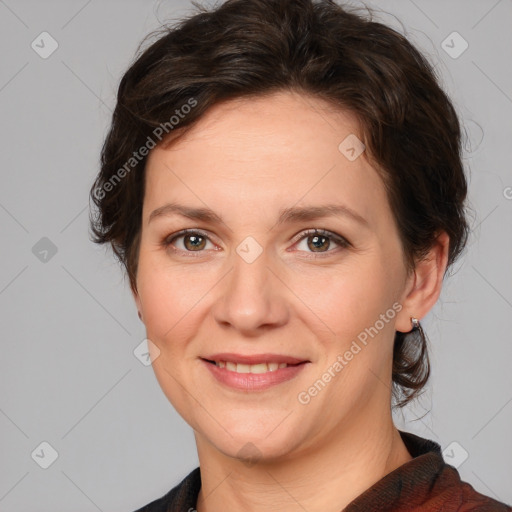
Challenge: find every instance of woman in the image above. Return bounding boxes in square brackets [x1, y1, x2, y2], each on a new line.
[89, 0, 511, 510]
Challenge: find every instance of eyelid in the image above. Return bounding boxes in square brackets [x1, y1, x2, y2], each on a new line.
[289, 228, 350, 248]
[162, 227, 350, 256]
[162, 228, 218, 256]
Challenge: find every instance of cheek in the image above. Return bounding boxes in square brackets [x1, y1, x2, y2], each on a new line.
[136, 257, 203, 418]
[289, 259, 399, 341]
[136, 254, 197, 344]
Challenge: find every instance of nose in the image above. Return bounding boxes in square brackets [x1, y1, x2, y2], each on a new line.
[212, 245, 290, 335]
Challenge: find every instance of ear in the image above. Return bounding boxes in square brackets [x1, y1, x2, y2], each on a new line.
[131, 282, 144, 322]
[395, 231, 450, 333]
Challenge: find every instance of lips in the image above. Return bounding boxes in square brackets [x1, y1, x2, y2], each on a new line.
[202, 353, 308, 365]
[201, 354, 309, 390]
[210, 360, 294, 374]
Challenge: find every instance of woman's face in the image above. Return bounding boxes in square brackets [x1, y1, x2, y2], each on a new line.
[134, 91, 414, 462]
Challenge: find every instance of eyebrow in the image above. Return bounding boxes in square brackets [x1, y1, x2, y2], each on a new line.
[148, 202, 369, 228]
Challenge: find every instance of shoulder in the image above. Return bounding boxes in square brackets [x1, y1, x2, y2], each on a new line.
[398, 430, 511, 511]
[131, 488, 175, 512]
[452, 479, 512, 511]
[423, 463, 511, 511]
[131, 467, 201, 512]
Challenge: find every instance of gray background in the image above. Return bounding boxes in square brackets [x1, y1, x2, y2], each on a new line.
[0, 0, 511, 510]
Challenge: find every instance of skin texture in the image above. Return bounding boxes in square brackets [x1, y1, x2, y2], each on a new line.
[133, 90, 449, 512]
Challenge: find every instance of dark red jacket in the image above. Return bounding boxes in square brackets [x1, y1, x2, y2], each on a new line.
[133, 430, 511, 511]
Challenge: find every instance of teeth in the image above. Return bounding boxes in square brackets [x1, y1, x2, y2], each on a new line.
[214, 361, 289, 373]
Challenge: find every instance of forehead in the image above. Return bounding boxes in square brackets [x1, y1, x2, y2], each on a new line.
[161, 91, 361, 159]
[142, 91, 390, 229]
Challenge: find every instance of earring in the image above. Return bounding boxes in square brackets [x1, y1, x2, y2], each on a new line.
[411, 317, 420, 331]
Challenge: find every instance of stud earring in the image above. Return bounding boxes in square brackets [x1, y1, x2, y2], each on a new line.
[411, 317, 420, 331]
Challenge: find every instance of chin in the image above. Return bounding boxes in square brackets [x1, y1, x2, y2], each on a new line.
[202, 422, 305, 464]
[225, 438, 296, 465]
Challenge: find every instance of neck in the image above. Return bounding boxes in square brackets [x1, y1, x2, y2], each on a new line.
[194, 415, 412, 512]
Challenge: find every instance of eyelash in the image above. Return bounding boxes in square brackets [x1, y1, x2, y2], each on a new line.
[161, 228, 350, 259]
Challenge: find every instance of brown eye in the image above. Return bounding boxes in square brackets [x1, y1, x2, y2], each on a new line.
[307, 233, 331, 252]
[163, 229, 214, 254]
[182, 233, 207, 251]
[294, 228, 349, 256]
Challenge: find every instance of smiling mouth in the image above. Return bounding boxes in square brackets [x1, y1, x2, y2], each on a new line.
[203, 359, 305, 374]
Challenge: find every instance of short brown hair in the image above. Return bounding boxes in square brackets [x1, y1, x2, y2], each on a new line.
[89, 0, 469, 408]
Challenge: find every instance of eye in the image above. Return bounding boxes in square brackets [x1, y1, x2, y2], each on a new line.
[162, 229, 217, 256]
[292, 228, 350, 257]
[162, 228, 350, 258]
